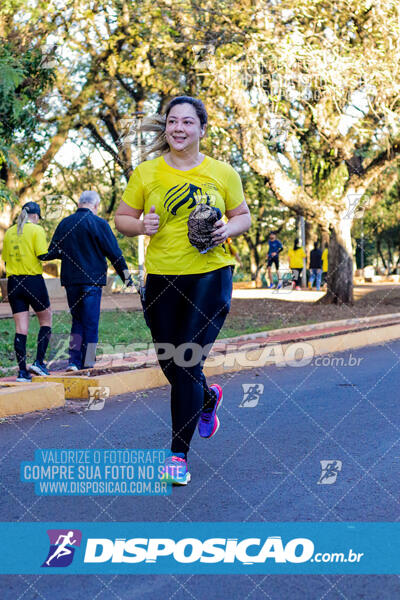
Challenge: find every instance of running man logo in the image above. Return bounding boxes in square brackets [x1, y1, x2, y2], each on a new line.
[343, 194, 372, 219]
[317, 460, 342, 485]
[239, 384, 264, 408]
[87, 386, 110, 411]
[192, 44, 215, 71]
[47, 333, 70, 366]
[164, 184, 211, 215]
[42, 529, 82, 567]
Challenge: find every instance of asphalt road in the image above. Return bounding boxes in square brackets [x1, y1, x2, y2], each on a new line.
[1, 340, 400, 599]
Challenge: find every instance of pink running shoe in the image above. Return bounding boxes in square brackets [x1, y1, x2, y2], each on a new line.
[198, 384, 223, 438]
[160, 453, 191, 485]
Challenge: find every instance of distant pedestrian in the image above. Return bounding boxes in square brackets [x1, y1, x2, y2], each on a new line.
[322, 244, 329, 287]
[266, 231, 283, 288]
[44, 191, 132, 371]
[309, 241, 323, 291]
[288, 238, 306, 290]
[1, 202, 52, 381]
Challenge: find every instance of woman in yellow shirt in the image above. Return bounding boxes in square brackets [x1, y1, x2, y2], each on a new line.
[115, 96, 251, 485]
[288, 238, 306, 290]
[2, 202, 52, 381]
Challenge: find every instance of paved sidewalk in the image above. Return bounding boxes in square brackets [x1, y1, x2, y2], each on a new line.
[0, 292, 141, 318]
[1, 283, 399, 318]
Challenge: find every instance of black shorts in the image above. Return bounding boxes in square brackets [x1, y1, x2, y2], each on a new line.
[267, 255, 279, 269]
[7, 275, 50, 314]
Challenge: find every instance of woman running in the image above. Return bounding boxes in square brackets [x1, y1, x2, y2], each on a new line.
[2, 202, 52, 381]
[288, 237, 306, 290]
[115, 96, 251, 485]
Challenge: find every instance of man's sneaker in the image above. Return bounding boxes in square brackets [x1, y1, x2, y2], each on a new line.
[268, 283, 274, 289]
[66, 364, 79, 372]
[198, 384, 223, 439]
[29, 360, 50, 376]
[16, 370, 32, 383]
[160, 453, 191, 486]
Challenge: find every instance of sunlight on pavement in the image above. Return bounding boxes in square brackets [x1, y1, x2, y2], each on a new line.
[232, 289, 326, 302]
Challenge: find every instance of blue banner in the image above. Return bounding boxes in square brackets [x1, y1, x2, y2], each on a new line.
[0, 522, 399, 574]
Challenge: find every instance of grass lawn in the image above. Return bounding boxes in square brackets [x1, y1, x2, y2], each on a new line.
[2, 283, 399, 373]
[0, 309, 293, 372]
[0, 311, 150, 372]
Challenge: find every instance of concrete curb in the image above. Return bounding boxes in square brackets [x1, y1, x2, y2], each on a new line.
[203, 323, 400, 375]
[29, 322, 400, 400]
[0, 382, 65, 418]
[218, 312, 400, 343]
[32, 367, 168, 400]
[1, 312, 400, 374]
[95, 312, 400, 363]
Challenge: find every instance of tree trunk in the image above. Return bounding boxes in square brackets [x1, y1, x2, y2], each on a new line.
[321, 217, 354, 305]
[377, 238, 387, 270]
[387, 239, 393, 274]
[243, 233, 264, 285]
[250, 251, 258, 282]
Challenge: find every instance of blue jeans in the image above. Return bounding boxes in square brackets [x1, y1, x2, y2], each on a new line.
[65, 285, 102, 369]
[309, 268, 322, 291]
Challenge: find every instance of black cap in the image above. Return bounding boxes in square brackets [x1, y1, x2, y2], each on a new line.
[22, 201, 41, 218]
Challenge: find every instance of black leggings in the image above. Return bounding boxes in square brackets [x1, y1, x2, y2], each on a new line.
[145, 266, 233, 457]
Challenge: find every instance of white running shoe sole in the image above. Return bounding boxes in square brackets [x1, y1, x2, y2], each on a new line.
[29, 364, 48, 376]
[162, 472, 191, 486]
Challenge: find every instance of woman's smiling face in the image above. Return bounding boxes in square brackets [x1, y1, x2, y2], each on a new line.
[165, 103, 205, 152]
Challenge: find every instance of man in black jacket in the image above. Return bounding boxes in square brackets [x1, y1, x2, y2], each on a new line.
[44, 191, 131, 370]
[308, 241, 323, 291]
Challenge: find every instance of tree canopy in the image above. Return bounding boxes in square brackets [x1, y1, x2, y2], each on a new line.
[1, 0, 400, 302]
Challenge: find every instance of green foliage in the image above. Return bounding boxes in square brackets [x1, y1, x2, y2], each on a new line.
[0, 41, 55, 152]
[1, 0, 399, 297]
[37, 148, 138, 268]
[353, 172, 400, 271]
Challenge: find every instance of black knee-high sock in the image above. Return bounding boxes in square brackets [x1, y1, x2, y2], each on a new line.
[14, 333, 27, 371]
[36, 326, 51, 363]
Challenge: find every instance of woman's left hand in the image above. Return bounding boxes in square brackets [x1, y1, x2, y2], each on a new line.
[211, 219, 229, 245]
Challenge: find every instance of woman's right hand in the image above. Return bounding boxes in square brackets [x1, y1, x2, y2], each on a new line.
[143, 205, 160, 236]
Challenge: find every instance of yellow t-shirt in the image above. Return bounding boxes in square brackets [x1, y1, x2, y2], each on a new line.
[322, 248, 328, 272]
[288, 247, 306, 269]
[122, 155, 245, 275]
[2, 223, 48, 276]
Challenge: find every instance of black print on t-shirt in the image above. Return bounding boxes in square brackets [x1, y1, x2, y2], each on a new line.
[163, 183, 211, 215]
